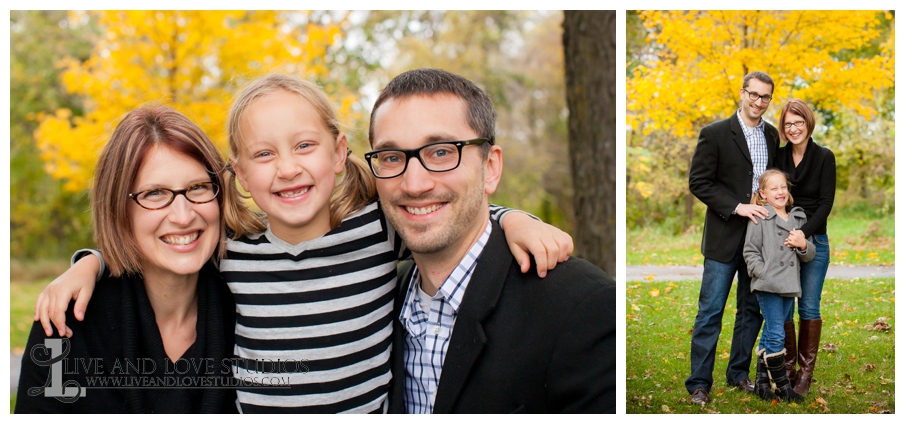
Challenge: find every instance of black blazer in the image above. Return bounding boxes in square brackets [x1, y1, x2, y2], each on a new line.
[389, 220, 616, 413]
[689, 112, 780, 262]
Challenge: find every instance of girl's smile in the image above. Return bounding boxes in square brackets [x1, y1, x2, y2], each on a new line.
[232, 89, 347, 245]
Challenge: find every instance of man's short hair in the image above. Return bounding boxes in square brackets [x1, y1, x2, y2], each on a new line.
[742, 71, 775, 94]
[369, 68, 495, 157]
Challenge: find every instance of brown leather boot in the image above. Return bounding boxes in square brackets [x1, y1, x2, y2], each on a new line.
[793, 318, 822, 396]
[783, 321, 798, 386]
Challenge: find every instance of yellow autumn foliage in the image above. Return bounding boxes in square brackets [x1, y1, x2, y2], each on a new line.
[628, 10, 894, 139]
[626, 11, 894, 220]
[36, 11, 353, 192]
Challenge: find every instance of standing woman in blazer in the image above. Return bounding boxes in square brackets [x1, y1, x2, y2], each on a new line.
[774, 99, 836, 396]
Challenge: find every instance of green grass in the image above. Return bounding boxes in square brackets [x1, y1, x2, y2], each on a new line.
[628, 214, 894, 266]
[626, 277, 895, 413]
[10, 278, 51, 414]
[10, 278, 52, 351]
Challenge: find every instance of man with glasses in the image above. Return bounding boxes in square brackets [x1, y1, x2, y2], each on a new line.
[365, 68, 615, 413]
[686, 71, 781, 405]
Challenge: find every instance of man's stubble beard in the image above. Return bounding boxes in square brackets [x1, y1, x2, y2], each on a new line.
[382, 173, 487, 255]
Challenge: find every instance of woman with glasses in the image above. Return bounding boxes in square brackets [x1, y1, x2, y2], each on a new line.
[16, 105, 251, 413]
[773, 99, 836, 397]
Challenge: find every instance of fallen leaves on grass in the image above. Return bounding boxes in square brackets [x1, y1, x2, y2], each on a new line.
[649, 288, 660, 297]
[864, 317, 891, 331]
[822, 343, 838, 353]
[809, 396, 830, 412]
[661, 405, 670, 413]
[863, 363, 876, 372]
[868, 400, 892, 414]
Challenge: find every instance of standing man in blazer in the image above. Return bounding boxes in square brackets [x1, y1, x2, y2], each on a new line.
[365, 68, 616, 413]
[685, 71, 781, 405]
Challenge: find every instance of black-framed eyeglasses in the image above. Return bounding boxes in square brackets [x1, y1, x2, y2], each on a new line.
[783, 120, 806, 130]
[128, 182, 220, 210]
[743, 88, 772, 103]
[364, 138, 491, 179]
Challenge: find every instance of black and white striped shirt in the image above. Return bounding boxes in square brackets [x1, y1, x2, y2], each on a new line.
[221, 202, 401, 413]
[220, 202, 513, 413]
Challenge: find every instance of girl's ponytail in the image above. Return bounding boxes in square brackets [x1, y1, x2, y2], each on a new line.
[330, 148, 377, 228]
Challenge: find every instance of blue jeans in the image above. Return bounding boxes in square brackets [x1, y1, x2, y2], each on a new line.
[756, 292, 794, 354]
[685, 248, 763, 393]
[786, 233, 830, 321]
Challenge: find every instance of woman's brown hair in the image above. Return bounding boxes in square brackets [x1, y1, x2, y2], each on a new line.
[93, 104, 261, 276]
[778, 99, 816, 143]
[226, 74, 376, 235]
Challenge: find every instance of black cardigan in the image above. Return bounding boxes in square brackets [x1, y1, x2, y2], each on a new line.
[15, 264, 237, 414]
[775, 138, 836, 237]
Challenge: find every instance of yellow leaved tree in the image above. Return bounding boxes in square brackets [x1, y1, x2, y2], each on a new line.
[626, 10, 894, 228]
[35, 11, 350, 192]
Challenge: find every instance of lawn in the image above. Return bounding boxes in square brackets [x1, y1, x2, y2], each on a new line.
[626, 277, 895, 414]
[10, 277, 54, 413]
[10, 278, 53, 352]
[627, 213, 894, 266]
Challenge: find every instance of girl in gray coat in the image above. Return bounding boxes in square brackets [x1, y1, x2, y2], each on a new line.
[743, 169, 814, 403]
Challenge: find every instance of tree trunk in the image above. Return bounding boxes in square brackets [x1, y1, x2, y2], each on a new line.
[562, 10, 616, 276]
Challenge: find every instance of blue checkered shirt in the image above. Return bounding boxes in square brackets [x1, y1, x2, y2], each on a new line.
[736, 109, 769, 193]
[400, 220, 492, 414]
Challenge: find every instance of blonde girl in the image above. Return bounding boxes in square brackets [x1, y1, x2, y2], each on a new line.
[743, 169, 813, 403]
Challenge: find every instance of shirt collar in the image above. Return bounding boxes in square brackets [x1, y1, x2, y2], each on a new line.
[400, 219, 493, 323]
[736, 108, 765, 131]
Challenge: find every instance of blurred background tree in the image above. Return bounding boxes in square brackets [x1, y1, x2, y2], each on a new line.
[626, 10, 895, 234]
[11, 11, 99, 259]
[563, 10, 616, 275]
[10, 10, 614, 271]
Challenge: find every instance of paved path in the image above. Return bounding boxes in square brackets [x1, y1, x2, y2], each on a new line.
[12, 265, 895, 394]
[11, 353, 21, 395]
[627, 264, 895, 282]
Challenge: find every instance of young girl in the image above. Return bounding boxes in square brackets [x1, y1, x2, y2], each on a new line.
[35, 74, 572, 413]
[743, 169, 814, 403]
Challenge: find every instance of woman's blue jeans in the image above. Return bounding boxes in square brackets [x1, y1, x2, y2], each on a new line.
[786, 233, 830, 321]
[757, 292, 794, 354]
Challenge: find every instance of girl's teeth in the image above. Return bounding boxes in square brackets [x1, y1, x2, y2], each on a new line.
[162, 232, 200, 245]
[277, 187, 310, 198]
[406, 204, 442, 215]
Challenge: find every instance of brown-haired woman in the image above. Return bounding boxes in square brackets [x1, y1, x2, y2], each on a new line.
[16, 105, 247, 413]
[775, 99, 836, 396]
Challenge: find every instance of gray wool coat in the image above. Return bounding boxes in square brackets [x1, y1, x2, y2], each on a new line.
[743, 204, 815, 297]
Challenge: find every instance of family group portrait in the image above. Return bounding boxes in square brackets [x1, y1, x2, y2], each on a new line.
[626, 10, 895, 414]
[8, 10, 616, 414]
